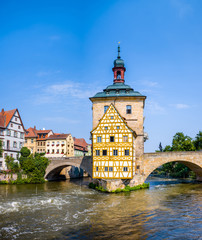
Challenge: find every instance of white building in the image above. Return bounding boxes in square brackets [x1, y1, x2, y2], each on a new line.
[0, 108, 25, 170]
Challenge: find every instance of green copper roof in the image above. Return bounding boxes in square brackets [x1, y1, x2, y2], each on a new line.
[91, 83, 146, 99]
[114, 58, 124, 67]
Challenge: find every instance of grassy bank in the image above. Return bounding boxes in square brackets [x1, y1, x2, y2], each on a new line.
[0, 178, 45, 185]
[89, 182, 149, 193]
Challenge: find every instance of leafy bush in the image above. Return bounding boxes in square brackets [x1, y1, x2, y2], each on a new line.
[88, 182, 149, 193]
[20, 147, 31, 157]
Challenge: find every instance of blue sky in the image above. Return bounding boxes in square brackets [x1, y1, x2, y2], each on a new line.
[0, 0, 201, 152]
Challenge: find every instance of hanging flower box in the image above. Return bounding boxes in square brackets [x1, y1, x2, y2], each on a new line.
[56, 144, 59, 146]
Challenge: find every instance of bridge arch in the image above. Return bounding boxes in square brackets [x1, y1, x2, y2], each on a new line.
[45, 156, 92, 180]
[142, 151, 202, 183]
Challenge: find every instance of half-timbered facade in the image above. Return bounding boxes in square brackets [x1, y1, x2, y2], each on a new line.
[92, 104, 135, 179]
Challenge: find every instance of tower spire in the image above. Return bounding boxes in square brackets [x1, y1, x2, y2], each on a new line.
[118, 42, 121, 59]
[113, 43, 126, 84]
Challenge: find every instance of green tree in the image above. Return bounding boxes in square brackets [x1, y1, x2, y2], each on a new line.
[5, 156, 20, 173]
[172, 132, 195, 151]
[19, 149, 50, 183]
[20, 147, 31, 157]
[159, 142, 163, 152]
[163, 145, 172, 152]
[193, 131, 202, 150]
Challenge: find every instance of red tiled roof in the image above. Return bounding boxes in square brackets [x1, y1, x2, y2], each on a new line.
[47, 134, 70, 140]
[0, 115, 5, 128]
[25, 127, 38, 138]
[73, 137, 88, 152]
[0, 108, 25, 131]
[0, 109, 16, 128]
[25, 127, 53, 139]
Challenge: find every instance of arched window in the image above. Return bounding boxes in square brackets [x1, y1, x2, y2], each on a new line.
[117, 71, 121, 79]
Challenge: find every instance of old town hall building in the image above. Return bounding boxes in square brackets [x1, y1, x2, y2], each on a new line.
[90, 46, 146, 179]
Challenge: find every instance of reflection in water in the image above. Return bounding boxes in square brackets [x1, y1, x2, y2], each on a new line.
[0, 178, 201, 240]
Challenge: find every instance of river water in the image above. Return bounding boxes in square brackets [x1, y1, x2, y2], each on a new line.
[0, 177, 201, 240]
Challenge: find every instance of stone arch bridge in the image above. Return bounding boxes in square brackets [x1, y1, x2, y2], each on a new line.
[45, 156, 92, 180]
[45, 152, 202, 183]
[141, 151, 202, 183]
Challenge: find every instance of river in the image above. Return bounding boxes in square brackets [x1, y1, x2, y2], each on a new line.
[0, 177, 201, 240]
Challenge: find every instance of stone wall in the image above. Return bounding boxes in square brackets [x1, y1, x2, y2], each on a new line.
[91, 97, 145, 158]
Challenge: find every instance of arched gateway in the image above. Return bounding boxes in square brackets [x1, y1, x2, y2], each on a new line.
[142, 151, 202, 183]
[45, 156, 92, 180]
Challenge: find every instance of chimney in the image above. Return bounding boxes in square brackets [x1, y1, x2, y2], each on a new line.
[1, 108, 4, 115]
[34, 126, 36, 130]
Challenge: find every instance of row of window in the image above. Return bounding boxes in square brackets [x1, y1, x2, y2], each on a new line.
[38, 142, 46, 146]
[38, 134, 47, 138]
[104, 105, 132, 114]
[13, 141, 22, 148]
[95, 149, 130, 156]
[10, 123, 21, 129]
[2, 141, 22, 149]
[97, 135, 128, 143]
[95, 167, 128, 172]
[6, 130, 24, 138]
[47, 149, 65, 154]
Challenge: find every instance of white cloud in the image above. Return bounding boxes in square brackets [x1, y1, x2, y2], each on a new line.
[145, 100, 166, 115]
[45, 82, 95, 99]
[142, 80, 159, 87]
[171, 0, 193, 19]
[33, 80, 101, 105]
[172, 103, 190, 109]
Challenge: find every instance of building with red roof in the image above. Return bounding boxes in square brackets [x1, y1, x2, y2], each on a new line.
[73, 137, 89, 156]
[0, 108, 25, 170]
[24, 127, 53, 154]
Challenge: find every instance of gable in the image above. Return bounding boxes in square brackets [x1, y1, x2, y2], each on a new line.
[92, 104, 134, 135]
